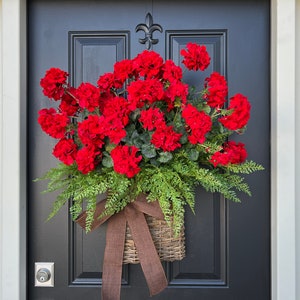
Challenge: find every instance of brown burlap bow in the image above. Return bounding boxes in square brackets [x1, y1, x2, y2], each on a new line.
[76, 194, 168, 300]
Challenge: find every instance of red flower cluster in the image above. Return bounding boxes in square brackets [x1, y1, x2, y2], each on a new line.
[40, 68, 68, 100]
[139, 107, 164, 130]
[204, 72, 228, 108]
[151, 124, 182, 152]
[219, 93, 251, 130]
[210, 141, 247, 167]
[38, 43, 251, 177]
[127, 79, 164, 110]
[77, 83, 101, 112]
[52, 138, 77, 166]
[59, 87, 79, 116]
[76, 145, 101, 174]
[111, 145, 142, 178]
[38, 108, 69, 139]
[180, 43, 211, 71]
[182, 104, 212, 144]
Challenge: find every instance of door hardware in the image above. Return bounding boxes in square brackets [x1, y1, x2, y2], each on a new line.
[135, 12, 163, 50]
[34, 262, 54, 287]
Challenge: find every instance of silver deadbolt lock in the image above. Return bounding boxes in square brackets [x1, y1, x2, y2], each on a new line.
[36, 268, 51, 283]
[35, 262, 54, 287]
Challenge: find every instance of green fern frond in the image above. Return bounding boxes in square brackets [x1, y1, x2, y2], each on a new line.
[47, 194, 69, 221]
[226, 160, 265, 174]
[85, 196, 97, 232]
[224, 174, 251, 196]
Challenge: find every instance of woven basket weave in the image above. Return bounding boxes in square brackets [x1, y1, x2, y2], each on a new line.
[123, 215, 185, 264]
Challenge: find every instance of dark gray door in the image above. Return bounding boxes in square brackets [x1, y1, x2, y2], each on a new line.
[28, 1, 270, 299]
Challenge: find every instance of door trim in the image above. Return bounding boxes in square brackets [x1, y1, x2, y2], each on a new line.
[0, 0, 298, 299]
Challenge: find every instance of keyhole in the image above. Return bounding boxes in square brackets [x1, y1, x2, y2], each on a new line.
[36, 268, 51, 283]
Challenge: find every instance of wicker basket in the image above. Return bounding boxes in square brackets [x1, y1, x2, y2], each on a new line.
[123, 215, 185, 264]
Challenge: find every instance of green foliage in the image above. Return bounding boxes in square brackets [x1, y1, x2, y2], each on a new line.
[135, 166, 194, 235]
[226, 160, 265, 174]
[36, 148, 264, 235]
[36, 163, 131, 232]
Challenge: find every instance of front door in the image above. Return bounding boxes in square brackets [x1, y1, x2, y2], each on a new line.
[28, 1, 270, 299]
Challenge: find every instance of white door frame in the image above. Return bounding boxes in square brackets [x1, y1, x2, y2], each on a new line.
[0, 0, 299, 299]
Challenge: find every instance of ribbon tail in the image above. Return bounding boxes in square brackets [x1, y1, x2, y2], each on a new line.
[125, 204, 168, 296]
[102, 211, 127, 300]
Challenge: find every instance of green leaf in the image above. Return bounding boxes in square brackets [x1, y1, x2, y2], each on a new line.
[139, 131, 151, 143]
[200, 104, 211, 114]
[124, 123, 136, 137]
[130, 109, 141, 121]
[131, 130, 144, 148]
[141, 144, 157, 158]
[187, 148, 199, 161]
[158, 152, 173, 163]
[102, 156, 113, 168]
[150, 158, 161, 166]
[179, 134, 188, 144]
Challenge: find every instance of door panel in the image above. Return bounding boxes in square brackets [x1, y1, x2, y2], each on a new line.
[28, 1, 270, 299]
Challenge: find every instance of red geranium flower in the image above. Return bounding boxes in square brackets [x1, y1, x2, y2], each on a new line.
[114, 59, 135, 84]
[59, 87, 79, 116]
[127, 78, 164, 110]
[97, 72, 119, 91]
[219, 93, 251, 130]
[101, 96, 130, 127]
[38, 108, 69, 139]
[52, 138, 78, 165]
[76, 144, 101, 174]
[182, 104, 212, 144]
[40, 67, 68, 100]
[180, 43, 211, 71]
[111, 145, 142, 178]
[204, 72, 228, 108]
[100, 116, 127, 145]
[139, 107, 165, 130]
[77, 82, 100, 112]
[133, 50, 163, 78]
[165, 81, 188, 110]
[210, 141, 247, 167]
[77, 115, 105, 148]
[151, 124, 182, 152]
[162, 60, 183, 83]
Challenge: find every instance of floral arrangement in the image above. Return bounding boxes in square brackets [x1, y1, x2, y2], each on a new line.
[37, 43, 263, 235]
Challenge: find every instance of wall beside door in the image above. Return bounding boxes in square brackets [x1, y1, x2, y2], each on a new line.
[0, 0, 300, 300]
